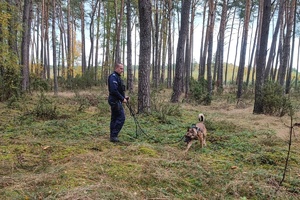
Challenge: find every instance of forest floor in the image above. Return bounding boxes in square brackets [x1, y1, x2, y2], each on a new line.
[0, 88, 300, 199]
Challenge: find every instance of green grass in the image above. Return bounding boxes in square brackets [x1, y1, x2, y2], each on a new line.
[0, 88, 299, 199]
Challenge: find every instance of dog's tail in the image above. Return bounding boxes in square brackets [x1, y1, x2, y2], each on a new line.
[198, 113, 205, 122]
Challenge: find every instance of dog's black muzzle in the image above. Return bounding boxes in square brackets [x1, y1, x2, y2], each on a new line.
[184, 135, 192, 143]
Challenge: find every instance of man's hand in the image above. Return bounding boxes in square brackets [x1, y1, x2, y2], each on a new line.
[123, 96, 129, 103]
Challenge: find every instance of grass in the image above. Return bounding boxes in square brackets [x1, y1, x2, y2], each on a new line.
[0, 87, 300, 199]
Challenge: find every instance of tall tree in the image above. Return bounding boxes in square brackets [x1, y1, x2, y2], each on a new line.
[199, 1, 208, 80]
[94, 2, 101, 81]
[167, 0, 173, 88]
[236, 0, 251, 99]
[114, 0, 124, 64]
[80, 1, 87, 74]
[215, 0, 228, 90]
[277, 0, 296, 88]
[52, 0, 58, 95]
[265, 0, 283, 81]
[225, 7, 236, 85]
[171, 0, 191, 103]
[253, 0, 271, 114]
[21, 0, 33, 91]
[206, 0, 216, 104]
[126, 0, 133, 93]
[285, 0, 297, 94]
[138, 0, 152, 113]
[67, 0, 72, 79]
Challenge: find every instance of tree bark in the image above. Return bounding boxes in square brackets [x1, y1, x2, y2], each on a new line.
[171, 0, 191, 103]
[21, 0, 33, 92]
[216, 0, 227, 90]
[114, 0, 124, 64]
[80, 1, 87, 74]
[126, 0, 133, 93]
[52, 0, 58, 95]
[138, 0, 152, 113]
[167, 0, 173, 88]
[253, 0, 271, 114]
[278, 0, 296, 87]
[237, 0, 251, 99]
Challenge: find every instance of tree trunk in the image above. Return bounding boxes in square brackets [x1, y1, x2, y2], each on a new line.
[278, 0, 296, 87]
[52, 0, 58, 95]
[253, 0, 271, 114]
[185, 25, 191, 98]
[126, 0, 133, 93]
[237, 0, 251, 99]
[138, 0, 152, 113]
[80, 1, 87, 74]
[67, 0, 72, 79]
[285, 0, 297, 94]
[114, 0, 124, 64]
[199, 2, 209, 80]
[216, 0, 227, 91]
[21, 0, 33, 92]
[88, 1, 97, 70]
[198, 1, 207, 81]
[265, 0, 283, 81]
[232, 20, 241, 83]
[225, 7, 236, 85]
[206, 0, 215, 104]
[246, 20, 258, 86]
[160, 6, 167, 85]
[58, 3, 65, 78]
[171, 0, 191, 103]
[94, 2, 101, 81]
[167, 0, 173, 88]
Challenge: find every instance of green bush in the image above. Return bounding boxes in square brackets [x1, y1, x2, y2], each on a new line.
[0, 66, 20, 101]
[30, 74, 50, 91]
[262, 81, 292, 116]
[189, 77, 211, 105]
[74, 92, 91, 112]
[33, 92, 58, 120]
[150, 89, 181, 123]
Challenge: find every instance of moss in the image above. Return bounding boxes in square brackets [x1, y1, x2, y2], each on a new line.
[137, 146, 158, 157]
[106, 162, 142, 180]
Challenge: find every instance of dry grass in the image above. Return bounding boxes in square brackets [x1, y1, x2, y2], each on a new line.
[1, 87, 300, 199]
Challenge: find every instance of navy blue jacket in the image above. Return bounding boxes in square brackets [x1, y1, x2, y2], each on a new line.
[108, 71, 125, 103]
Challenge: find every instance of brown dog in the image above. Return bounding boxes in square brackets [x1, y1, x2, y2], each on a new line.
[184, 113, 207, 152]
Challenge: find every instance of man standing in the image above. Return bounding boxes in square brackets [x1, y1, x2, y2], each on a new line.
[108, 63, 128, 142]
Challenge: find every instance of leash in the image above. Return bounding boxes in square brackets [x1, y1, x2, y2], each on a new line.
[125, 101, 185, 144]
[125, 101, 159, 142]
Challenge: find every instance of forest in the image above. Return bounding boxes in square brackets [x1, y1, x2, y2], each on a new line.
[0, 0, 299, 111]
[1, 0, 300, 199]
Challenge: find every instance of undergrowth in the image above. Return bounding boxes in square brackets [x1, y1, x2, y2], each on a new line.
[0, 88, 299, 199]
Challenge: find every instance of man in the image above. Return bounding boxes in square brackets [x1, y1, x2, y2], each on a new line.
[108, 63, 128, 142]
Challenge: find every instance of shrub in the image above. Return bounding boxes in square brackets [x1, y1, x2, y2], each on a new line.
[33, 92, 58, 120]
[150, 89, 181, 123]
[189, 77, 211, 105]
[74, 92, 91, 112]
[262, 81, 292, 116]
[0, 66, 20, 101]
[30, 74, 50, 92]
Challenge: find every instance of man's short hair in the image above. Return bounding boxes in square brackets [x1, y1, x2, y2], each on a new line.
[115, 63, 123, 69]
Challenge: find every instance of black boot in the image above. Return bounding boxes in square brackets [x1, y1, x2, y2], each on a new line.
[110, 137, 120, 143]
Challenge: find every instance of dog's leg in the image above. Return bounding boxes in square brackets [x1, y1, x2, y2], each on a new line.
[198, 134, 204, 148]
[185, 141, 193, 153]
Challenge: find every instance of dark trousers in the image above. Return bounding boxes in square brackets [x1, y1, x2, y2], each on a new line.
[109, 101, 125, 138]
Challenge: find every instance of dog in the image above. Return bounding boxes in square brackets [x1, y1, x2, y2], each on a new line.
[184, 113, 207, 152]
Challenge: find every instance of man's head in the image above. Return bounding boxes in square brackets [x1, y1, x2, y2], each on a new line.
[115, 63, 124, 75]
